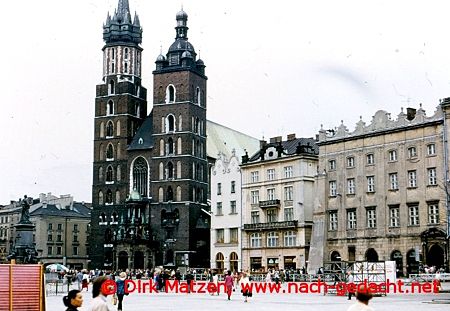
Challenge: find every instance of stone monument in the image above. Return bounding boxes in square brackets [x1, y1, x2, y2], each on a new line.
[7, 195, 38, 263]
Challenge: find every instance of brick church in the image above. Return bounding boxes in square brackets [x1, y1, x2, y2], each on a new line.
[90, 0, 258, 270]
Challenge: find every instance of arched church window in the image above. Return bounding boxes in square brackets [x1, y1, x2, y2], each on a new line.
[107, 100, 114, 115]
[98, 191, 104, 205]
[179, 115, 183, 131]
[177, 137, 182, 155]
[116, 165, 121, 181]
[160, 139, 165, 156]
[167, 162, 174, 179]
[176, 186, 182, 201]
[106, 121, 114, 138]
[166, 115, 175, 132]
[99, 144, 104, 161]
[166, 85, 176, 103]
[135, 103, 140, 117]
[124, 62, 128, 73]
[116, 120, 121, 136]
[167, 186, 174, 201]
[98, 167, 103, 182]
[106, 189, 113, 204]
[106, 165, 114, 182]
[115, 190, 120, 204]
[194, 117, 200, 134]
[177, 161, 182, 179]
[124, 48, 129, 60]
[100, 122, 105, 138]
[106, 144, 114, 160]
[133, 157, 148, 197]
[196, 87, 201, 105]
[168, 138, 174, 155]
[108, 80, 115, 95]
[159, 162, 164, 180]
[158, 187, 164, 202]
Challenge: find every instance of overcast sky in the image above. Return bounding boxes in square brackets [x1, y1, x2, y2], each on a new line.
[1, 0, 449, 203]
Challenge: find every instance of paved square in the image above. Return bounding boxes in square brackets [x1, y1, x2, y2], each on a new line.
[46, 283, 450, 311]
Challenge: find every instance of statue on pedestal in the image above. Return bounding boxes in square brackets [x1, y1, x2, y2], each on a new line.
[19, 195, 33, 224]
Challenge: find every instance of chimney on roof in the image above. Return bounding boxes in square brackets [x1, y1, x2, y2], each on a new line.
[259, 140, 267, 149]
[39, 193, 45, 202]
[270, 136, 282, 143]
[287, 133, 296, 141]
[406, 108, 416, 121]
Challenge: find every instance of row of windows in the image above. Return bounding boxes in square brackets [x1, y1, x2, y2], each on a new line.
[250, 166, 293, 183]
[328, 203, 440, 230]
[249, 231, 297, 248]
[157, 137, 204, 157]
[0, 216, 9, 224]
[99, 165, 122, 183]
[216, 201, 237, 216]
[250, 186, 294, 204]
[215, 228, 239, 243]
[250, 207, 295, 223]
[161, 114, 204, 136]
[328, 143, 436, 170]
[107, 47, 135, 76]
[107, 79, 142, 97]
[47, 223, 78, 231]
[98, 185, 200, 206]
[47, 246, 79, 256]
[162, 84, 204, 106]
[329, 168, 437, 196]
[47, 233, 79, 242]
[217, 181, 236, 195]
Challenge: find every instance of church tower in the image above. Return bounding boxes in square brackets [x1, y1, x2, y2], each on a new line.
[150, 9, 209, 267]
[90, 0, 147, 269]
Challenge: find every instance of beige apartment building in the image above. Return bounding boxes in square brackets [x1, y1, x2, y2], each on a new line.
[0, 193, 91, 269]
[241, 134, 318, 272]
[310, 104, 449, 276]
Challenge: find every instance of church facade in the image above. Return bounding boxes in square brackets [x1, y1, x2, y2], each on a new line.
[90, 0, 258, 270]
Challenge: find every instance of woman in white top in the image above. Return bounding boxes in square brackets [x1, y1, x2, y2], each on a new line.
[240, 272, 252, 302]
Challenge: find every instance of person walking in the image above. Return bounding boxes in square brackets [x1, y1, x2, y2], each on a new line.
[63, 289, 83, 311]
[186, 269, 194, 293]
[115, 272, 127, 311]
[224, 270, 234, 300]
[90, 276, 112, 311]
[82, 272, 89, 292]
[76, 271, 83, 290]
[347, 271, 355, 300]
[347, 289, 374, 311]
[240, 272, 252, 303]
[212, 272, 219, 295]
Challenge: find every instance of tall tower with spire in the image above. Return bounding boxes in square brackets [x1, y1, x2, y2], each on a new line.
[150, 8, 209, 268]
[90, 0, 147, 269]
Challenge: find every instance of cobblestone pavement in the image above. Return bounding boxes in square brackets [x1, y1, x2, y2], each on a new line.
[46, 283, 450, 311]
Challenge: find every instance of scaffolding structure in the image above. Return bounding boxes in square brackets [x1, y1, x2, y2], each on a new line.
[322, 261, 387, 296]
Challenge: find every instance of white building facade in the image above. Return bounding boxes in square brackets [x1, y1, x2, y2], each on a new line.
[210, 151, 242, 273]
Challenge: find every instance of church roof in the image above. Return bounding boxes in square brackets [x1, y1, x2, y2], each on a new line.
[206, 120, 259, 160]
[128, 111, 154, 151]
[127, 111, 259, 157]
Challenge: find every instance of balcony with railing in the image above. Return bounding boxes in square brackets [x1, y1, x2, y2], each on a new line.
[243, 220, 298, 231]
[258, 199, 280, 209]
